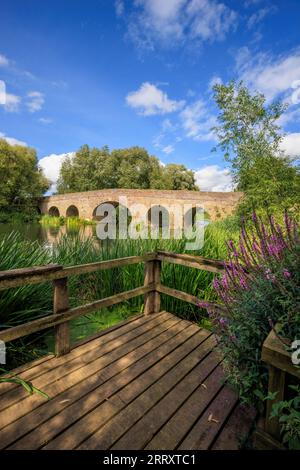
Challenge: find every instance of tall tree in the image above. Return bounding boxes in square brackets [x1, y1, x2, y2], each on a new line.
[212, 81, 300, 215]
[57, 145, 199, 193]
[163, 164, 199, 190]
[0, 139, 49, 212]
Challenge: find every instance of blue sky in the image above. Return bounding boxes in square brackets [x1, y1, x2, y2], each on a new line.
[1, 0, 300, 192]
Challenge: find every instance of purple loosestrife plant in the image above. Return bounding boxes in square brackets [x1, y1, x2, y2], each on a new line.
[200, 212, 300, 405]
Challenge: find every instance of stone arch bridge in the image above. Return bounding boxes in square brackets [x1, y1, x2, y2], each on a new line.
[39, 189, 242, 227]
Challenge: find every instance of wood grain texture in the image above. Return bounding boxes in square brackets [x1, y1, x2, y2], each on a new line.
[0, 312, 255, 450]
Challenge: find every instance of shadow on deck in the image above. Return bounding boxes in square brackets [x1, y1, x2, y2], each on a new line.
[0, 311, 255, 450]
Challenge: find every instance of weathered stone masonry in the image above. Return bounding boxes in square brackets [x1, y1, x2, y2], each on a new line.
[39, 188, 243, 224]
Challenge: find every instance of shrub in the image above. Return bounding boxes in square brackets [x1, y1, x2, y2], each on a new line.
[199, 212, 300, 406]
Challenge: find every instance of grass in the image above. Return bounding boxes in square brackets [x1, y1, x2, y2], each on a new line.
[40, 214, 95, 228]
[0, 217, 238, 368]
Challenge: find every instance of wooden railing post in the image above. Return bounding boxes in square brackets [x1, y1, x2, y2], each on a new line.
[53, 278, 70, 356]
[144, 258, 161, 314]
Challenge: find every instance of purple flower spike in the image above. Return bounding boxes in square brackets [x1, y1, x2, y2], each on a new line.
[239, 277, 248, 290]
[283, 269, 291, 279]
[219, 317, 228, 327]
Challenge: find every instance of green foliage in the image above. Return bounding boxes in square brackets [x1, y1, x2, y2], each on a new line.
[0, 139, 50, 215]
[0, 220, 236, 368]
[270, 385, 300, 450]
[212, 81, 300, 216]
[57, 145, 199, 193]
[201, 213, 300, 405]
[0, 367, 49, 400]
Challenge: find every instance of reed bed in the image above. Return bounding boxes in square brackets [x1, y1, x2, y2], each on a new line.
[0, 218, 238, 367]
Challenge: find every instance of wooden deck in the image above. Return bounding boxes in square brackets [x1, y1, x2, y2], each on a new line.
[0, 312, 255, 450]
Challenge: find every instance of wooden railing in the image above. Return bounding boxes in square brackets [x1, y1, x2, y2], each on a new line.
[0, 251, 224, 357]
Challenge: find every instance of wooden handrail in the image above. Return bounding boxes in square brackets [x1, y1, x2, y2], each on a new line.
[0, 250, 223, 355]
[0, 253, 157, 290]
[0, 284, 155, 343]
[156, 250, 224, 273]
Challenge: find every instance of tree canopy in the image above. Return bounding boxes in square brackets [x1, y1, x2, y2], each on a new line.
[0, 139, 49, 214]
[212, 80, 300, 216]
[57, 145, 199, 193]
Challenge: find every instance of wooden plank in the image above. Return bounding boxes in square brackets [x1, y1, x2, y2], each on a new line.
[0, 254, 156, 290]
[178, 384, 238, 450]
[0, 264, 62, 281]
[0, 313, 160, 397]
[53, 278, 70, 356]
[7, 320, 193, 449]
[0, 285, 154, 343]
[156, 250, 224, 273]
[115, 351, 221, 450]
[212, 404, 256, 450]
[262, 329, 300, 379]
[75, 330, 214, 450]
[157, 284, 200, 306]
[144, 360, 224, 450]
[0, 313, 172, 416]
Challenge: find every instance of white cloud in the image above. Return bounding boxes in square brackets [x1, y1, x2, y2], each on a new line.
[194, 164, 233, 191]
[38, 152, 75, 193]
[126, 82, 185, 115]
[39, 117, 53, 124]
[115, 0, 125, 16]
[236, 47, 300, 102]
[281, 133, 300, 158]
[162, 144, 175, 154]
[0, 53, 10, 67]
[247, 6, 276, 29]
[26, 91, 45, 113]
[0, 132, 27, 146]
[180, 99, 216, 141]
[0, 88, 21, 112]
[123, 0, 237, 51]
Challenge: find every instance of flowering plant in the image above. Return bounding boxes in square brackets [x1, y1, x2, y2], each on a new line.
[199, 212, 300, 405]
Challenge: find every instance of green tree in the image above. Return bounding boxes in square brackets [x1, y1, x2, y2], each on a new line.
[0, 139, 49, 215]
[212, 81, 300, 215]
[57, 145, 198, 192]
[57, 145, 113, 193]
[163, 164, 199, 190]
[112, 147, 152, 189]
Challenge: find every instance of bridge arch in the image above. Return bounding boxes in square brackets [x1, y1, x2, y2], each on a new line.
[92, 201, 132, 224]
[66, 205, 79, 218]
[147, 205, 170, 229]
[184, 206, 209, 229]
[49, 206, 60, 217]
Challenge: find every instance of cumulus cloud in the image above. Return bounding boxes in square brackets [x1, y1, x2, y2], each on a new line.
[0, 82, 21, 112]
[126, 82, 185, 115]
[236, 47, 300, 102]
[281, 133, 300, 158]
[0, 132, 27, 146]
[194, 165, 234, 191]
[180, 99, 216, 141]
[26, 91, 45, 113]
[122, 0, 237, 51]
[38, 152, 75, 193]
[0, 53, 10, 67]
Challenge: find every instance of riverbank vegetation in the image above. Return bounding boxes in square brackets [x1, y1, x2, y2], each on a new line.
[0, 218, 237, 369]
[39, 214, 95, 228]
